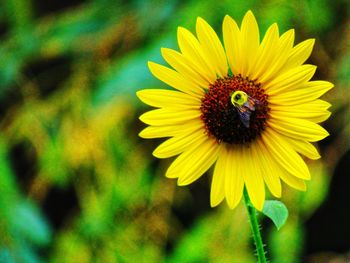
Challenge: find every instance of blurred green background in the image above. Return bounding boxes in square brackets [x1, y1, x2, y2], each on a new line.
[0, 0, 349, 262]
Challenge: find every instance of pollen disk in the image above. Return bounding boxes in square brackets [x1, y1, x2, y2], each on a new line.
[200, 75, 269, 144]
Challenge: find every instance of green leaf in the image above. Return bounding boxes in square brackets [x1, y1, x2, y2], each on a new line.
[262, 200, 289, 230]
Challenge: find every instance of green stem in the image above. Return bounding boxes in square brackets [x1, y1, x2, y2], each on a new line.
[243, 188, 267, 263]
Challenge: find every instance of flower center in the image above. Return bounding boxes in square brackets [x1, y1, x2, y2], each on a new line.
[200, 75, 269, 144]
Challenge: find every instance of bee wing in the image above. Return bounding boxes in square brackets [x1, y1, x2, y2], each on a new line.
[243, 97, 256, 111]
[237, 107, 251, 128]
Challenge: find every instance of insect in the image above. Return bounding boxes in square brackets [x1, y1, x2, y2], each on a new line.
[230, 90, 258, 128]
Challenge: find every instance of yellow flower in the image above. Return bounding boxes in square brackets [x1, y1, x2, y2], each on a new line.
[137, 10, 333, 210]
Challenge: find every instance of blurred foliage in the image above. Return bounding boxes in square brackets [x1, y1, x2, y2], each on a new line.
[0, 0, 349, 262]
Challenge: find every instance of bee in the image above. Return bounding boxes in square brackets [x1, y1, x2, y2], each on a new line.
[230, 90, 258, 128]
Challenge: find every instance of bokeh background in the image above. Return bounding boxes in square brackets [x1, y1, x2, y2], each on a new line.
[0, 0, 349, 262]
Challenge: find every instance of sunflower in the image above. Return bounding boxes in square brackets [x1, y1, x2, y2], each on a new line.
[137, 10, 333, 210]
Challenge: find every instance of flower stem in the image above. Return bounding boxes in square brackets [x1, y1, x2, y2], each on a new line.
[243, 188, 268, 263]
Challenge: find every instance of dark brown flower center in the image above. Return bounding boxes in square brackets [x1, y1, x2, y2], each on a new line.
[200, 75, 269, 144]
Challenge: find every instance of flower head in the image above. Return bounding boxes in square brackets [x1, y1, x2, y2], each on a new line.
[137, 11, 333, 210]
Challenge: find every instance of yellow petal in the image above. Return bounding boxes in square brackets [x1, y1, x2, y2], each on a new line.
[259, 137, 307, 192]
[243, 145, 265, 211]
[148, 61, 204, 97]
[165, 138, 219, 185]
[271, 110, 331, 124]
[196, 17, 228, 77]
[271, 99, 331, 112]
[281, 38, 315, 72]
[280, 172, 307, 191]
[264, 64, 316, 94]
[240, 10, 260, 78]
[136, 89, 201, 109]
[139, 119, 203, 138]
[177, 27, 217, 83]
[139, 126, 176, 138]
[161, 48, 210, 88]
[210, 146, 227, 207]
[269, 116, 329, 142]
[225, 146, 244, 209]
[250, 23, 279, 81]
[223, 15, 241, 75]
[281, 136, 320, 160]
[153, 129, 206, 158]
[262, 129, 311, 180]
[255, 140, 282, 198]
[139, 108, 201, 126]
[268, 81, 334, 105]
[270, 100, 332, 123]
[258, 29, 295, 84]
